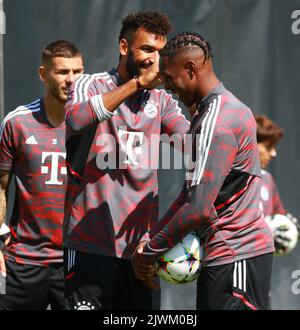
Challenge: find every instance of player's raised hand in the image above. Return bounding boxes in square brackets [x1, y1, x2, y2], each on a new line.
[138, 57, 163, 90]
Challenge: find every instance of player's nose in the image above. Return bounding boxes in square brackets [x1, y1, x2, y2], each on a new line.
[153, 50, 160, 62]
[149, 51, 160, 63]
[270, 147, 277, 158]
[66, 72, 75, 84]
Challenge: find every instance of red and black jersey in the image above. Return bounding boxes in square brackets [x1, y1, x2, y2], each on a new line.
[260, 169, 286, 216]
[0, 99, 67, 265]
[142, 83, 275, 267]
[64, 69, 190, 259]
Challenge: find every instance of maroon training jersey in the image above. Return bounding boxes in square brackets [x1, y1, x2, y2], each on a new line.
[64, 68, 190, 259]
[260, 169, 286, 216]
[0, 99, 66, 265]
[142, 83, 275, 267]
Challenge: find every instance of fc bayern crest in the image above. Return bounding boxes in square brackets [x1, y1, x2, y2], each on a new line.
[144, 101, 158, 118]
[74, 301, 95, 310]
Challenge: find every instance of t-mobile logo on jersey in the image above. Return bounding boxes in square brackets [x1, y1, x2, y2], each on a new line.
[41, 152, 67, 185]
[118, 129, 144, 167]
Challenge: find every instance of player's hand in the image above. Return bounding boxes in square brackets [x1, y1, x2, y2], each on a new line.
[138, 58, 163, 90]
[0, 250, 6, 277]
[131, 241, 159, 289]
[286, 213, 300, 239]
[273, 226, 291, 255]
[132, 241, 155, 278]
[266, 214, 299, 255]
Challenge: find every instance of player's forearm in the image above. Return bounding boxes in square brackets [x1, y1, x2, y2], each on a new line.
[0, 172, 11, 227]
[102, 78, 139, 112]
[0, 190, 7, 228]
[149, 189, 187, 239]
[142, 202, 203, 263]
[143, 179, 223, 262]
[0, 189, 11, 251]
[65, 78, 139, 135]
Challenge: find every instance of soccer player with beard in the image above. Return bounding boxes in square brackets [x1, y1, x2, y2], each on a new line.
[0, 40, 83, 309]
[64, 11, 189, 310]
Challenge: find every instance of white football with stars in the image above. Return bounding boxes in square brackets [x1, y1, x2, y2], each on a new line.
[155, 232, 203, 284]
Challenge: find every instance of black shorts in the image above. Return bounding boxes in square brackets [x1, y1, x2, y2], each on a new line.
[197, 253, 273, 310]
[64, 248, 160, 310]
[0, 259, 64, 310]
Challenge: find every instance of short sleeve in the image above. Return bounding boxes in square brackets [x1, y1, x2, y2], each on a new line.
[0, 117, 15, 171]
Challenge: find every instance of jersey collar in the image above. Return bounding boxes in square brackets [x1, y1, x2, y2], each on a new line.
[197, 82, 226, 114]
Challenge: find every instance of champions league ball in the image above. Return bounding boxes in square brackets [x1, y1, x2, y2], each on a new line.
[265, 214, 299, 256]
[155, 232, 203, 284]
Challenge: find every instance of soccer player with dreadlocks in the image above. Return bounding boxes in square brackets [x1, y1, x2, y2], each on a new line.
[132, 32, 275, 310]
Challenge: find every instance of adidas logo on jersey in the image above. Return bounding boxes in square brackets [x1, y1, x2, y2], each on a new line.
[25, 135, 38, 145]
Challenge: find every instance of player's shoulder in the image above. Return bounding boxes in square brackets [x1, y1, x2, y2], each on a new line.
[150, 88, 175, 100]
[148, 89, 188, 122]
[219, 91, 255, 129]
[261, 170, 277, 187]
[1, 99, 42, 127]
[149, 88, 180, 110]
[75, 71, 112, 84]
[221, 90, 252, 114]
[261, 169, 274, 181]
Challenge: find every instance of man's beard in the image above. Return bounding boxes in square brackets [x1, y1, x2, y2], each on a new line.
[125, 51, 140, 79]
[49, 84, 66, 104]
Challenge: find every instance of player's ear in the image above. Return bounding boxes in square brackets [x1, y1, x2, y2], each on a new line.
[119, 38, 129, 57]
[38, 66, 46, 82]
[185, 61, 196, 80]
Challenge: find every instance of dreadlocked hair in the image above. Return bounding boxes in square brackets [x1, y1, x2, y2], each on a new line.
[160, 32, 212, 61]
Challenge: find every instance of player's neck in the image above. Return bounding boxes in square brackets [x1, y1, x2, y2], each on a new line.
[195, 74, 220, 104]
[117, 64, 131, 84]
[43, 95, 65, 127]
